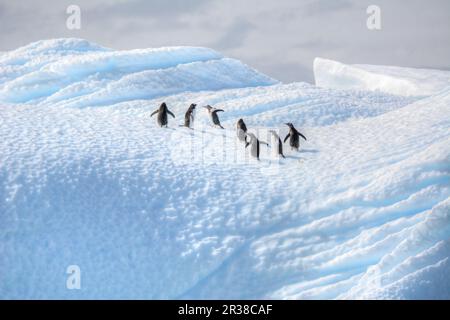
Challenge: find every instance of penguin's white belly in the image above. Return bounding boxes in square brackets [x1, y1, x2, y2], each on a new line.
[250, 143, 258, 157]
[237, 129, 246, 141]
[191, 110, 196, 125]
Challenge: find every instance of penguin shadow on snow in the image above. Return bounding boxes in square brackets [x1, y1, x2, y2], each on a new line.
[299, 149, 319, 154]
[282, 149, 318, 162]
[282, 149, 319, 160]
[196, 127, 231, 139]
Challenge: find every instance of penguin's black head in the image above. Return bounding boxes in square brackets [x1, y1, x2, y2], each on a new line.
[190, 103, 197, 109]
[285, 122, 294, 128]
[161, 102, 167, 109]
[238, 118, 244, 124]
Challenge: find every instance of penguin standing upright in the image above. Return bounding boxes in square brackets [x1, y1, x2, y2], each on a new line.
[284, 123, 307, 151]
[236, 119, 248, 142]
[245, 133, 269, 160]
[150, 102, 175, 127]
[269, 130, 285, 158]
[203, 105, 225, 129]
[180, 103, 196, 129]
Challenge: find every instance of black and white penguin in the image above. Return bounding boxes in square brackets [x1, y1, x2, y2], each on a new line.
[180, 103, 196, 129]
[269, 130, 285, 158]
[236, 118, 248, 142]
[203, 105, 225, 129]
[284, 123, 307, 151]
[245, 133, 269, 160]
[150, 102, 175, 127]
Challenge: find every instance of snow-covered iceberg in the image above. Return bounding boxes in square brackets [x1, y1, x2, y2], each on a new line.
[314, 57, 450, 97]
[0, 39, 449, 299]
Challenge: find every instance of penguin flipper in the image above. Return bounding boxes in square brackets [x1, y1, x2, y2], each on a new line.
[168, 110, 176, 118]
[298, 132, 307, 141]
[284, 133, 290, 143]
[150, 110, 159, 117]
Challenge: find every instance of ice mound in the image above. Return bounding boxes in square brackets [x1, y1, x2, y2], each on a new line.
[314, 57, 450, 97]
[0, 38, 110, 85]
[0, 39, 277, 104]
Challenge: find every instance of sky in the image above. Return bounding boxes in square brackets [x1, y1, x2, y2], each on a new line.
[0, 0, 449, 83]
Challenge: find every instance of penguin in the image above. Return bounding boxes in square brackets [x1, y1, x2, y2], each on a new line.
[283, 123, 307, 151]
[203, 105, 225, 129]
[150, 102, 175, 127]
[180, 103, 196, 129]
[269, 130, 285, 158]
[236, 118, 247, 142]
[245, 133, 269, 160]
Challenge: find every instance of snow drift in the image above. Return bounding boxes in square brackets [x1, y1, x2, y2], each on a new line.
[0, 39, 449, 299]
[314, 57, 450, 97]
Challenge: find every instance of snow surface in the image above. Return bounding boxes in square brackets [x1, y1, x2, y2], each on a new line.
[314, 57, 450, 97]
[0, 39, 449, 299]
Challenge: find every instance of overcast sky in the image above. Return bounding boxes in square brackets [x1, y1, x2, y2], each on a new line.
[0, 0, 449, 83]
